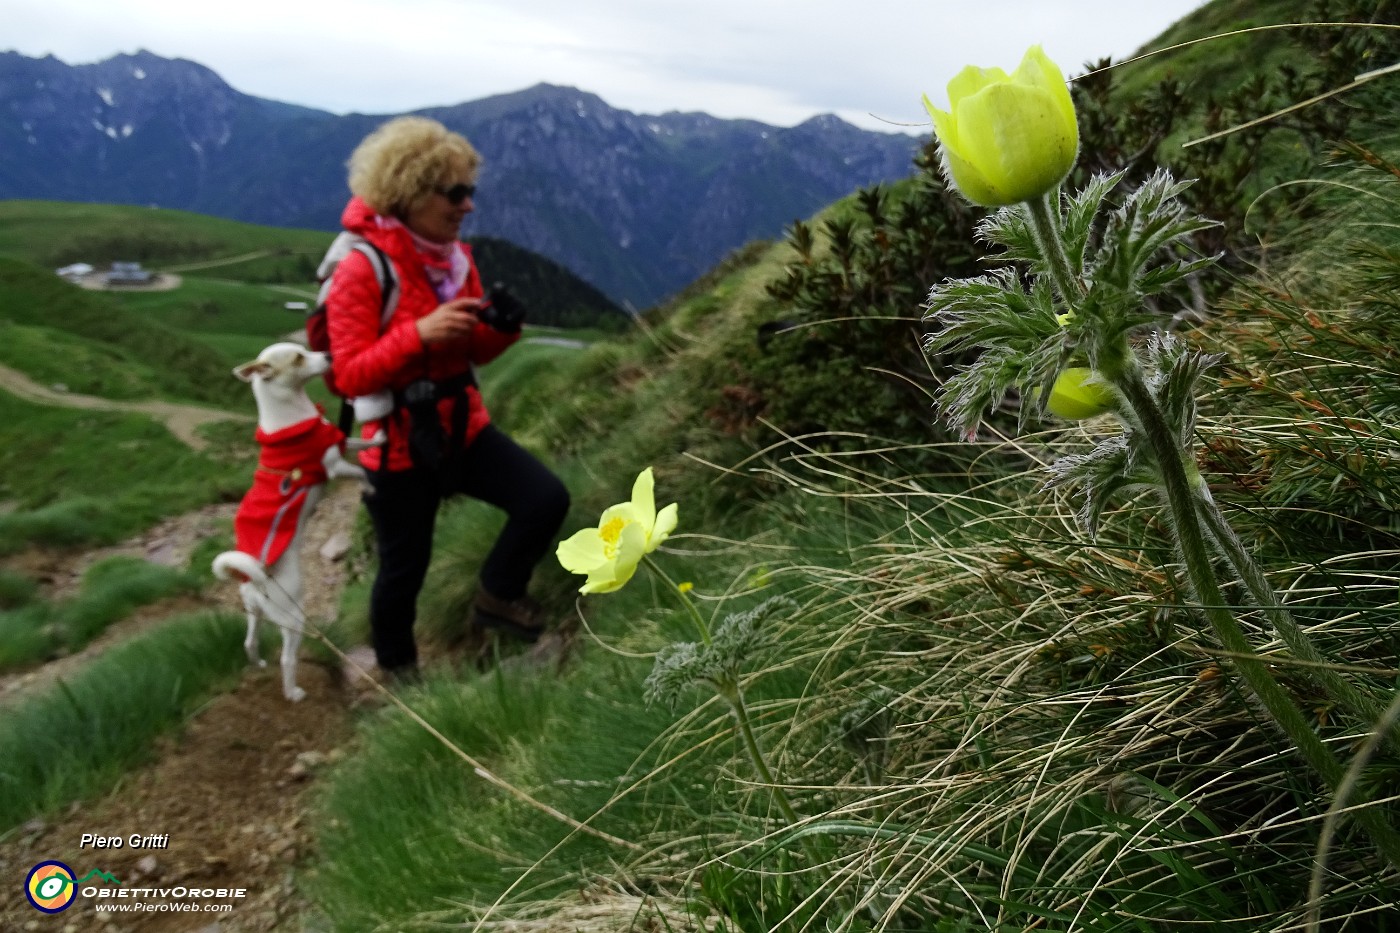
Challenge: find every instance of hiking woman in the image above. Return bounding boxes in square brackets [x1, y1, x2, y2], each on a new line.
[324, 116, 570, 681]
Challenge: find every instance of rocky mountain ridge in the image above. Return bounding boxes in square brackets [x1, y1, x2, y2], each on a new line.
[0, 50, 920, 307]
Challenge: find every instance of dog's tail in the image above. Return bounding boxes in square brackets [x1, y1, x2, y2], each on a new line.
[212, 550, 268, 585]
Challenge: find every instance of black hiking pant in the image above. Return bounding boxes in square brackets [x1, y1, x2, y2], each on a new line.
[363, 424, 570, 671]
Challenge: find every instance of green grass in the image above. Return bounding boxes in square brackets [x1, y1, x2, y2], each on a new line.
[476, 333, 589, 396]
[305, 662, 684, 930]
[1108, 0, 1302, 97]
[0, 199, 331, 279]
[0, 556, 203, 672]
[0, 393, 250, 554]
[0, 612, 250, 832]
[199, 332, 291, 370]
[0, 569, 37, 610]
[0, 258, 248, 407]
[109, 277, 314, 342]
[0, 320, 218, 401]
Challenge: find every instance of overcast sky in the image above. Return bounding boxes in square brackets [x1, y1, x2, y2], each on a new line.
[7, 1, 1207, 134]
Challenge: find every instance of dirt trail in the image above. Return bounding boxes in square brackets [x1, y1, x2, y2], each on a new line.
[0, 481, 366, 933]
[0, 363, 251, 451]
[0, 354, 571, 930]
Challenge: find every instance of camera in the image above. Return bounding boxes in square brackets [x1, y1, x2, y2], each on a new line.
[478, 281, 527, 333]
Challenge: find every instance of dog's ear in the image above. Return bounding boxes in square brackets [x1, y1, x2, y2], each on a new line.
[233, 360, 272, 383]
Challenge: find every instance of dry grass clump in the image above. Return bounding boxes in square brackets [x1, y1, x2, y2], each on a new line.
[626, 407, 1398, 928]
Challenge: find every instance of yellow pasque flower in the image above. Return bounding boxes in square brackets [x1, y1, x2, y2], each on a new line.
[923, 45, 1079, 207]
[556, 467, 679, 594]
[1046, 367, 1115, 420]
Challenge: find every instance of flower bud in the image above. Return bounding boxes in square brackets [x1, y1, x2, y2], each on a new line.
[923, 45, 1079, 207]
[1046, 367, 1115, 420]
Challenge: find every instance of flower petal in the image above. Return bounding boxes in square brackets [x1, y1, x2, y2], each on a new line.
[649, 502, 678, 551]
[957, 84, 1069, 203]
[600, 501, 642, 528]
[946, 64, 1007, 104]
[611, 520, 648, 581]
[556, 528, 608, 574]
[938, 140, 1004, 206]
[630, 467, 657, 530]
[1014, 45, 1076, 136]
[580, 571, 624, 594]
[580, 521, 647, 593]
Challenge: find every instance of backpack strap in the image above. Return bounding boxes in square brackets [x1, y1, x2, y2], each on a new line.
[315, 234, 401, 433]
[349, 240, 399, 328]
[316, 233, 399, 328]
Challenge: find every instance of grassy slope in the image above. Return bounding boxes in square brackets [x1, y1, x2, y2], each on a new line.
[302, 7, 1400, 933]
[0, 394, 250, 553]
[0, 613, 251, 830]
[1105, 0, 1304, 97]
[0, 199, 332, 275]
[310, 189, 1400, 932]
[0, 258, 253, 405]
[0, 257, 267, 553]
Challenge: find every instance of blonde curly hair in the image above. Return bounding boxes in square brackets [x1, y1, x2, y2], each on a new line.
[346, 116, 482, 218]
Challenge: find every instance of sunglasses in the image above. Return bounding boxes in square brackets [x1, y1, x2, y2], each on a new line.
[436, 183, 476, 204]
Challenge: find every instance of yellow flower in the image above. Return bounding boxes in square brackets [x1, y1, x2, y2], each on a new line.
[677, 582, 694, 594]
[1046, 367, 1115, 420]
[923, 45, 1078, 207]
[556, 467, 679, 594]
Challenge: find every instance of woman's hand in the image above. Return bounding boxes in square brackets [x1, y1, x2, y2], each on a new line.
[415, 297, 483, 345]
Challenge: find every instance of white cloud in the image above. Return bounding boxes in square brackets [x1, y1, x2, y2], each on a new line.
[5, 0, 1208, 131]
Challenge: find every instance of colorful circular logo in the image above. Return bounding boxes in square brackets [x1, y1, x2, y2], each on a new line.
[25, 860, 77, 913]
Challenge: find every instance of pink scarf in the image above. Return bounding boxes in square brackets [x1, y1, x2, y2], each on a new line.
[376, 215, 469, 301]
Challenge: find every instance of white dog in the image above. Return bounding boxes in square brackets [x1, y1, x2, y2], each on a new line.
[212, 342, 375, 701]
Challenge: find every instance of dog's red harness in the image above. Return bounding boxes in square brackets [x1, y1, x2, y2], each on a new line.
[233, 415, 347, 568]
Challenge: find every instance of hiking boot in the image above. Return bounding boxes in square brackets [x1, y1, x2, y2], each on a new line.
[472, 589, 546, 642]
[384, 663, 422, 688]
[341, 646, 421, 707]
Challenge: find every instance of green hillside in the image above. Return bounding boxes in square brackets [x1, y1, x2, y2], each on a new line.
[0, 199, 628, 329]
[0, 258, 247, 407]
[0, 200, 330, 281]
[1109, 0, 1315, 98]
[1070, 0, 1400, 254]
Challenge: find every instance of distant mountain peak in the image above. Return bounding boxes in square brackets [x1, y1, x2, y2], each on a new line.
[0, 48, 919, 308]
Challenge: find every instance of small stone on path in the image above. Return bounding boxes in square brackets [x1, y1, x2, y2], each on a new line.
[319, 531, 352, 562]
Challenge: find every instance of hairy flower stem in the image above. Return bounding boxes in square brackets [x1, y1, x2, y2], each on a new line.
[1027, 192, 1086, 302]
[1114, 360, 1400, 867]
[1025, 185, 1399, 862]
[1193, 486, 1400, 750]
[643, 555, 710, 645]
[715, 679, 802, 827]
[642, 559, 803, 835]
[715, 679, 851, 917]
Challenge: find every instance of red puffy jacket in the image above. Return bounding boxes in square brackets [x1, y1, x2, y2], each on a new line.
[324, 197, 519, 472]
